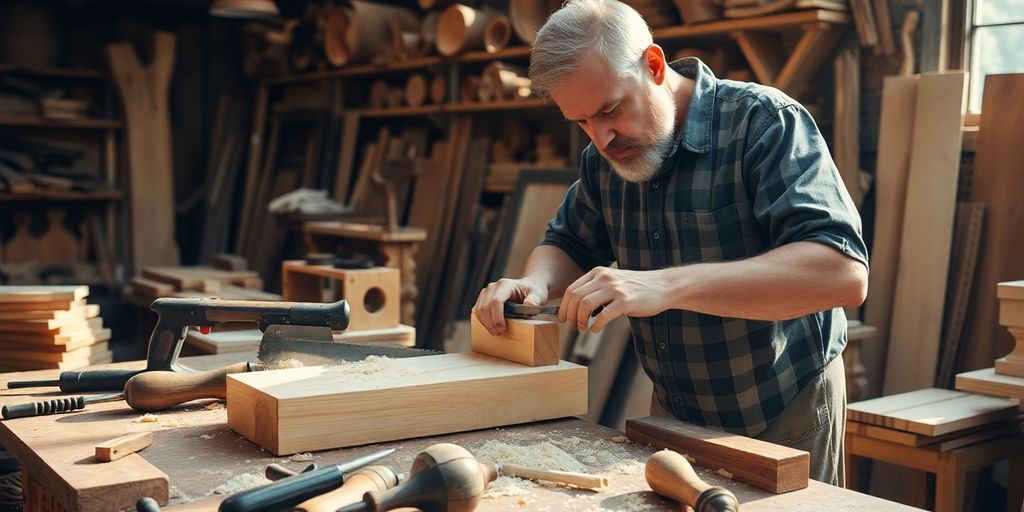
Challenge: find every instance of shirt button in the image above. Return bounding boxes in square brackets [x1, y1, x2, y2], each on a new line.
[672, 395, 682, 404]
[652, 232, 661, 240]
[658, 342, 667, 350]
[652, 181, 660, 189]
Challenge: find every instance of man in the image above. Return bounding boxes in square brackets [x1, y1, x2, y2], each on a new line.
[472, 0, 869, 485]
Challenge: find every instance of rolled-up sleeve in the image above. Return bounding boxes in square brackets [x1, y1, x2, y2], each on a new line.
[540, 150, 616, 271]
[742, 104, 869, 270]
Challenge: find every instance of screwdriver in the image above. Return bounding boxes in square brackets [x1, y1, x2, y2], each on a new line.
[1, 363, 253, 419]
[265, 463, 402, 512]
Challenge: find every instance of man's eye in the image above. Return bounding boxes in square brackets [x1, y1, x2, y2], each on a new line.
[603, 105, 619, 116]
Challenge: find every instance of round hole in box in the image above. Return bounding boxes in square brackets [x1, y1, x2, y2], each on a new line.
[363, 287, 385, 314]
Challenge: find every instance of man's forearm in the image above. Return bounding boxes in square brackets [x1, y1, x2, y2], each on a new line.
[664, 241, 867, 321]
[521, 245, 586, 301]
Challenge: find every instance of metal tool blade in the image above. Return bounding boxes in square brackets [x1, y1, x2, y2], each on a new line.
[257, 324, 440, 367]
[504, 303, 559, 319]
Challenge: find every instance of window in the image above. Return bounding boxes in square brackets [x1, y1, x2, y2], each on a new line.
[966, 0, 1024, 112]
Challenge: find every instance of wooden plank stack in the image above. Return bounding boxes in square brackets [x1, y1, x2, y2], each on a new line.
[126, 264, 281, 304]
[0, 286, 112, 371]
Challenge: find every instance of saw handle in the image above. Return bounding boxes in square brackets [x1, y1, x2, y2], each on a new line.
[645, 450, 739, 512]
[1, 396, 86, 420]
[124, 362, 250, 412]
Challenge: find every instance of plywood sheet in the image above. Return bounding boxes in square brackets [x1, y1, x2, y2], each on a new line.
[847, 387, 1017, 436]
[883, 72, 965, 395]
[226, 352, 587, 455]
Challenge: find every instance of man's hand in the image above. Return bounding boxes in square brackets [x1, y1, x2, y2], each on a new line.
[472, 277, 548, 336]
[560, 267, 670, 333]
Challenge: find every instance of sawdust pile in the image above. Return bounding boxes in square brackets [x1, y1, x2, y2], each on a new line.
[266, 358, 304, 370]
[475, 440, 586, 472]
[211, 473, 269, 495]
[550, 435, 643, 473]
[159, 402, 227, 429]
[134, 413, 159, 423]
[290, 452, 315, 462]
[333, 355, 395, 375]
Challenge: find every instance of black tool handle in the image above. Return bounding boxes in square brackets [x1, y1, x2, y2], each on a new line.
[218, 465, 344, 512]
[2, 396, 85, 420]
[136, 497, 162, 512]
[7, 369, 143, 392]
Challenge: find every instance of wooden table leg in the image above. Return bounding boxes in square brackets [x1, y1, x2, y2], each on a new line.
[935, 451, 966, 512]
[845, 431, 860, 491]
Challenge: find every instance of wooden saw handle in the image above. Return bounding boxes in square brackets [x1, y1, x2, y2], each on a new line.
[124, 362, 250, 412]
[296, 465, 400, 512]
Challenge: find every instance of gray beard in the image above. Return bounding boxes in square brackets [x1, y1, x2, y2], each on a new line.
[608, 132, 674, 183]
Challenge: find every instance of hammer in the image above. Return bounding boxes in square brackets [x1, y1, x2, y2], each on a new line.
[338, 443, 498, 512]
[645, 450, 740, 512]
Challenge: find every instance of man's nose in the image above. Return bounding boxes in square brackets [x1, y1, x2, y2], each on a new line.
[589, 122, 615, 151]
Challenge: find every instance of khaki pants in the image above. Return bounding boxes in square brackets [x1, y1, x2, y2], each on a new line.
[651, 355, 846, 486]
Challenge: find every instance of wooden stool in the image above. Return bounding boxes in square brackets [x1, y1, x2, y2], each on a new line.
[845, 388, 1024, 512]
[303, 221, 426, 325]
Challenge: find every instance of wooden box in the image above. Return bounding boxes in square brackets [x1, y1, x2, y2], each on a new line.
[282, 261, 401, 331]
[226, 352, 587, 455]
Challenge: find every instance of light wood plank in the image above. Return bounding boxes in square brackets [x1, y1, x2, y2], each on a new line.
[883, 71, 966, 395]
[0, 286, 88, 304]
[470, 316, 560, 366]
[625, 415, 809, 494]
[226, 352, 587, 455]
[964, 74, 1024, 372]
[862, 75, 917, 399]
[847, 388, 1017, 436]
[95, 432, 155, 462]
[956, 367, 1024, 400]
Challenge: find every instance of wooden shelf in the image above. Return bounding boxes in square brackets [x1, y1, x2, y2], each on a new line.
[652, 9, 850, 40]
[0, 189, 123, 201]
[0, 65, 106, 80]
[446, 98, 549, 113]
[0, 114, 122, 130]
[358, 98, 551, 117]
[262, 46, 533, 85]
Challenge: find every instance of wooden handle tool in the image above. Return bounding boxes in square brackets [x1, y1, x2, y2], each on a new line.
[295, 465, 400, 512]
[498, 464, 608, 490]
[124, 362, 250, 412]
[96, 432, 154, 462]
[645, 450, 739, 512]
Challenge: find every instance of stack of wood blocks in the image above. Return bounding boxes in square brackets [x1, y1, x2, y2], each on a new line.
[0, 285, 112, 372]
[127, 258, 281, 304]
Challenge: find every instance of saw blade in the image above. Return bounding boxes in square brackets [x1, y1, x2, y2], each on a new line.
[257, 325, 440, 367]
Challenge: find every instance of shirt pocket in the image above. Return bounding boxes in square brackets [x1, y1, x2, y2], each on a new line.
[672, 203, 760, 264]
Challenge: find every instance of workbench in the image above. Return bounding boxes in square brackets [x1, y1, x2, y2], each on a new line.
[1, 355, 921, 511]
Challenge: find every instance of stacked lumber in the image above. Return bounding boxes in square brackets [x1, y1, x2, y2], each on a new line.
[0, 286, 112, 372]
[721, 0, 847, 19]
[126, 261, 281, 304]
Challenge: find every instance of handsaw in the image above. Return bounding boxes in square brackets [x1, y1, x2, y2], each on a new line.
[257, 325, 440, 367]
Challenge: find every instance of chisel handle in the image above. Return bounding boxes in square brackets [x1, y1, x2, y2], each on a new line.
[645, 450, 739, 512]
[2, 396, 86, 420]
[295, 466, 400, 512]
[124, 362, 250, 412]
[7, 369, 143, 392]
[499, 464, 608, 490]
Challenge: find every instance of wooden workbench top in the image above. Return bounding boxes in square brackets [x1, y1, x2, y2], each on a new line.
[1, 355, 921, 511]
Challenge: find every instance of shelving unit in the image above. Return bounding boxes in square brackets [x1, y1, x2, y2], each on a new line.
[0, 65, 124, 285]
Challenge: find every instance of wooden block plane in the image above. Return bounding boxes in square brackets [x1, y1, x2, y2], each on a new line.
[470, 315, 559, 367]
[226, 352, 587, 455]
[625, 415, 809, 494]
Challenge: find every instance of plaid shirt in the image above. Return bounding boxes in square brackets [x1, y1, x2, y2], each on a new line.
[541, 58, 868, 436]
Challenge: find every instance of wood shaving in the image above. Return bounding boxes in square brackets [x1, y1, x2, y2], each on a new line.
[610, 436, 629, 443]
[199, 434, 214, 440]
[212, 473, 269, 495]
[481, 475, 534, 498]
[716, 468, 733, 479]
[136, 413, 159, 423]
[333, 355, 395, 375]
[474, 440, 585, 472]
[617, 493, 662, 511]
[610, 460, 645, 474]
[290, 452, 315, 462]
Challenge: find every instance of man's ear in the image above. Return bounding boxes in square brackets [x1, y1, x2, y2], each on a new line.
[644, 44, 668, 85]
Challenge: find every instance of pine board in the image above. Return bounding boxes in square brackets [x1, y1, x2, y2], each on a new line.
[0, 327, 111, 347]
[0, 286, 88, 304]
[956, 367, 1024, 400]
[226, 352, 588, 455]
[847, 387, 1017, 436]
[964, 74, 1024, 371]
[883, 72, 965, 395]
[0, 316, 103, 336]
[0, 302, 95, 320]
[184, 325, 416, 354]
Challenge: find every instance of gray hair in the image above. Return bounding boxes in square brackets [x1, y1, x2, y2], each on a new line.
[529, 0, 653, 99]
